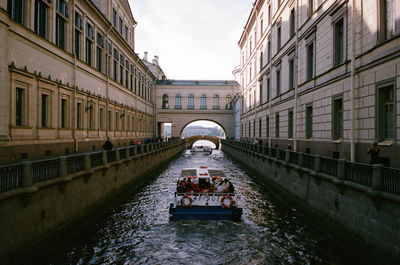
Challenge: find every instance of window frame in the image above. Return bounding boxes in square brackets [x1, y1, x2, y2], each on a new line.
[332, 96, 343, 140]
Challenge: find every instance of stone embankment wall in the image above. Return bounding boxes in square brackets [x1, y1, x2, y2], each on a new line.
[0, 141, 185, 260]
[222, 141, 400, 261]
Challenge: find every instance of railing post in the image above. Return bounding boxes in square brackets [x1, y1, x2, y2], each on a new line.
[268, 147, 273, 157]
[298, 153, 304, 167]
[22, 161, 33, 187]
[285, 150, 290, 163]
[59, 156, 67, 178]
[133, 145, 138, 156]
[102, 150, 108, 165]
[372, 164, 383, 191]
[115, 149, 120, 161]
[276, 149, 280, 159]
[125, 147, 129, 158]
[84, 153, 91, 170]
[314, 155, 321, 172]
[337, 159, 346, 180]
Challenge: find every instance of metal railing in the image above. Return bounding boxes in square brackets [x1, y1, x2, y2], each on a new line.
[0, 163, 23, 192]
[382, 167, 400, 195]
[0, 139, 183, 194]
[66, 154, 85, 174]
[32, 158, 59, 184]
[221, 139, 400, 196]
[345, 162, 373, 187]
[320, 156, 338, 177]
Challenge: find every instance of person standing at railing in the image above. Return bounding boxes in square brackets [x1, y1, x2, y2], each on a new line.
[103, 137, 113, 151]
[367, 141, 380, 165]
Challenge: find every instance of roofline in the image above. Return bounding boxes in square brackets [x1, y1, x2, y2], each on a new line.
[238, 0, 265, 47]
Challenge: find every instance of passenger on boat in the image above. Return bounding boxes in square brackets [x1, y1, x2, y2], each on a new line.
[216, 180, 229, 193]
[177, 181, 186, 193]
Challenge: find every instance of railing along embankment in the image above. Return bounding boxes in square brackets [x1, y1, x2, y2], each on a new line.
[221, 139, 400, 261]
[0, 139, 185, 261]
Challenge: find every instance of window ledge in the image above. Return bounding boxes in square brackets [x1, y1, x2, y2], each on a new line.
[378, 140, 393, 146]
[332, 139, 342, 144]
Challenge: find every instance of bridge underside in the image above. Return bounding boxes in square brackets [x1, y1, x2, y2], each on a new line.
[156, 110, 234, 138]
[185, 135, 222, 149]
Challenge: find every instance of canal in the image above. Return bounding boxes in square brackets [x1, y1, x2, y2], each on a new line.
[21, 150, 377, 265]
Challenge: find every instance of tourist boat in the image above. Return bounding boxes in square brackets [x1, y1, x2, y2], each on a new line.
[169, 166, 243, 221]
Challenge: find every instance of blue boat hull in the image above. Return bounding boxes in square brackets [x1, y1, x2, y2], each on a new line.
[169, 205, 243, 221]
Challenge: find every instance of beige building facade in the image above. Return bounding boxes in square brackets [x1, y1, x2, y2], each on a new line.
[156, 80, 239, 137]
[239, 0, 400, 167]
[0, 0, 156, 163]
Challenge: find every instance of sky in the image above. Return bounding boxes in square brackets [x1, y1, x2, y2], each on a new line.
[129, 0, 254, 80]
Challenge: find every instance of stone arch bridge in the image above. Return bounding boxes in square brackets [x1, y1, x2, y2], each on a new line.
[155, 80, 239, 139]
[184, 135, 222, 149]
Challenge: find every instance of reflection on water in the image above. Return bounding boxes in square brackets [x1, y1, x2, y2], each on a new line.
[24, 150, 377, 265]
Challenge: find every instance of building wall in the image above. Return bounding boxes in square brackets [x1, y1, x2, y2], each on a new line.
[1, 0, 156, 164]
[156, 80, 239, 137]
[239, 0, 400, 167]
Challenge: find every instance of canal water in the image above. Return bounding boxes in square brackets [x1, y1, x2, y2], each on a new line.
[23, 150, 377, 265]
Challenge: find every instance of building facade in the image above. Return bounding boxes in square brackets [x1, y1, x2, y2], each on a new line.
[0, 0, 156, 163]
[239, 0, 400, 167]
[156, 80, 239, 138]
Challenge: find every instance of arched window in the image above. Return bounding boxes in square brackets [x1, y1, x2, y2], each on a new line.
[213, 95, 219, 109]
[162, 94, 168, 109]
[175, 94, 181, 109]
[201, 94, 207, 109]
[188, 94, 194, 109]
[226, 94, 232, 109]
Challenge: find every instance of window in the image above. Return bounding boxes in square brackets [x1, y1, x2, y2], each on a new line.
[188, 94, 194, 109]
[267, 38, 271, 62]
[334, 18, 344, 66]
[120, 54, 124, 85]
[88, 104, 94, 130]
[306, 105, 313, 139]
[253, 120, 256, 137]
[86, 23, 94, 66]
[35, 0, 48, 39]
[259, 82, 263, 105]
[113, 9, 117, 27]
[16, 87, 25, 126]
[8, 0, 25, 25]
[96, 33, 104, 72]
[99, 108, 105, 130]
[119, 17, 123, 35]
[275, 114, 280, 138]
[226, 95, 232, 109]
[74, 12, 82, 59]
[115, 112, 119, 130]
[289, 58, 295, 90]
[259, 118, 262, 137]
[113, 49, 118, 81]
[56, 0, 68, 50]
[108, 110, 112, 130]
[201, 94, 207, 109]
[306, 42, 314, 80]
[267, 78, 270, 102]
[288, 110, 293, 139]
[61, 98, 68, 128]
[260, 17, 263, 34]
[378, 0, 398, 42]
[266, 115, 270, 138]
[277, 25, 281, 50]
[77, 102, 82, 129]
[260, 51, 263, 70]
[125, 25, 128, 40]
[377, 84, 395, 140]
[248, 121, 251, 136]
[213, 95, 220, 109]
[130, 64, 133, 91]
[175, 94, 182, 109]
[162, 94, 168, 109]
[41, 94, 49, 128]
[332, 97, 343, 139]
[309, 0, 314, 16]
[276, 69, 281, 97]
[125, 60, 129, 88]
[106, 41, 112, 77]
[290, 9, 295, 37]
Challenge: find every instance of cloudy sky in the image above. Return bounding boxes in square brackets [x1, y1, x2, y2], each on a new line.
[129, 0, 254, 80]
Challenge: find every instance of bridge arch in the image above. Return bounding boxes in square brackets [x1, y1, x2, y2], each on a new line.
[185, 135, 222, 149]
[179, 119, 226, 138]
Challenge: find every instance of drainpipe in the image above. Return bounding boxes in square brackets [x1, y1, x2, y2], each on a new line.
[293, 0, 299, 152]
[105, 24, 112, 139]
[71, 0, 77, 152]
[350, 0, 356, 161]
